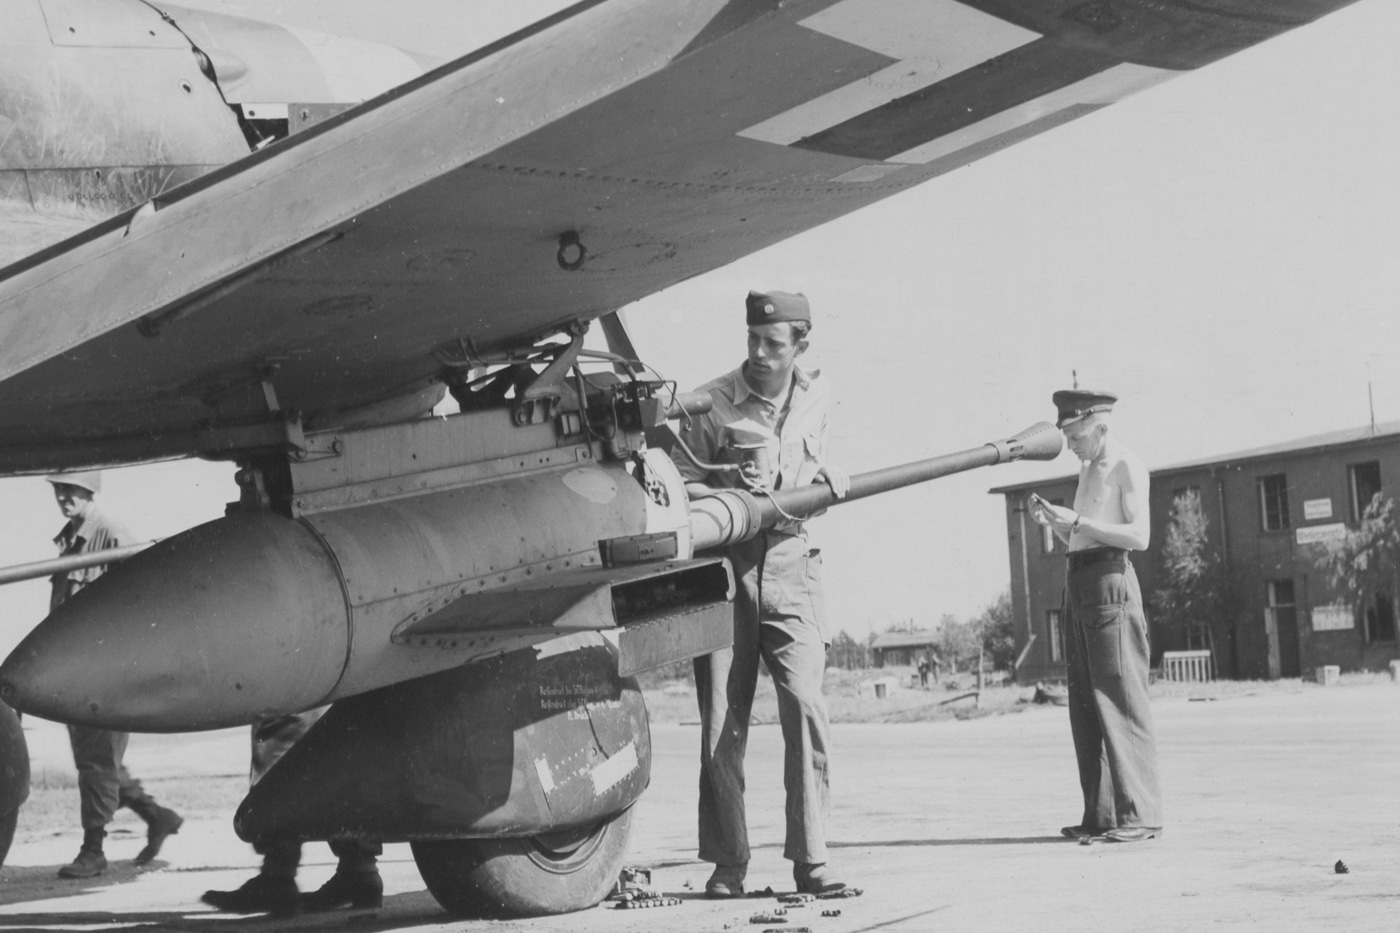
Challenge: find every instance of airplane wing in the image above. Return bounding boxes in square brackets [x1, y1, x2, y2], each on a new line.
[0, 0, 1359, 472]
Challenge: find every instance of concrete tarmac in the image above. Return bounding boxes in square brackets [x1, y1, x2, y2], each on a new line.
[0, 682, 1395, 931]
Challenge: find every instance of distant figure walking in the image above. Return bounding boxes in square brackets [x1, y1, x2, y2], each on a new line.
[46, 471, 183, 878]
[917, 657, 930, 688]
[1029, 390, 1162, 844]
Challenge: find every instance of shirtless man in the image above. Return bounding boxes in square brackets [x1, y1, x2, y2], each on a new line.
[1029, 390, 1162, 844]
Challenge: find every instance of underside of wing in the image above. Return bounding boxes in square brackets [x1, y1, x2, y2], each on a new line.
[0, 0, 1358, 471]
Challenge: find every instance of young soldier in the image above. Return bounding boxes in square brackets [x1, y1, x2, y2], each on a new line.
[675, 290, 850, 897]
[46, 471, 183, 877]
[1029, 390, 1162, 843]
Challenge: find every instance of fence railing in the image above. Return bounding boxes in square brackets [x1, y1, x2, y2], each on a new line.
[1161, 649, 1213, 682]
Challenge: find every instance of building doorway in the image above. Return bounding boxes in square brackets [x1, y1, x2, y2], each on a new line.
[1365, 592, 1396, 644]
[1265, 579, 1300, 678]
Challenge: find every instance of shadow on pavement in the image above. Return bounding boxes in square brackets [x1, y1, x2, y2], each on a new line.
[830, 835, 1066, 847]
[0, 858, 169, 904]
[0, 890, 449, 930]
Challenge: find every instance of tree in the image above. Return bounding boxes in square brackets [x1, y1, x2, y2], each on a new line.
[1154, 489, 1229, 636]
[934, 613, 979, 672]
[972, 590, 1016, 672]
[826, 630, 868, 670]
[1315, 493, 1400, 608]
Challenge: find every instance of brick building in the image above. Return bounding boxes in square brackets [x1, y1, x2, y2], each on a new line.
[991, 420, 1400, 684]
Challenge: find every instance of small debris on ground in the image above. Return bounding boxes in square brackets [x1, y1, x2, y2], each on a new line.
[612, 894, 681, 909]
[610, 866, 654, 899]
[1334, 859, 1349, 874]
[816, 887, 863, 899]
[778, 893, 815, 905]
[821, 909, 842, 917]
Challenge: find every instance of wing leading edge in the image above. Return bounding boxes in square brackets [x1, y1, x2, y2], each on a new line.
[0, 0, 1359, 471]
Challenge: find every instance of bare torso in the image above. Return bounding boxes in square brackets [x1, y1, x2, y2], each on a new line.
[1069, 439, 1149, 553]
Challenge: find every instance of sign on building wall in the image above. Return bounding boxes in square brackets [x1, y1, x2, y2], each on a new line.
[1303, 498, 1333, 520]
[1311, 603, 1355, 631]
[1296, 523, 1347, 545]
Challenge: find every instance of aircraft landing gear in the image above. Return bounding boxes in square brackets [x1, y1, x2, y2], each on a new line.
[0, 702, 28, 868]
[411, 807, 634, 917]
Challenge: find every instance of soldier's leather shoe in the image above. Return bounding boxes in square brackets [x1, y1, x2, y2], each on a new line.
[1104, 826, 1161, 843]
[301, 870, 384, 912]
[57, 846, 107, 879]
[202, 874, 300, 917]
[793, 861, 846, 895]
[704, 863, 747, 899]
[134, 805, 183, 864]
[1060, 825, 1106, 840]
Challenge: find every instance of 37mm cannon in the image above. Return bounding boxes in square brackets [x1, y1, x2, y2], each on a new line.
[688, 421, 1063, 550]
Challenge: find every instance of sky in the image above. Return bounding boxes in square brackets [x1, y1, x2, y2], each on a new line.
[1, 0, 1398, 655]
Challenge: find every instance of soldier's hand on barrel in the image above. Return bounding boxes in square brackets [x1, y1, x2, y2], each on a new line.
[739, 460, 767, 488]
[815, 464, 849, 499]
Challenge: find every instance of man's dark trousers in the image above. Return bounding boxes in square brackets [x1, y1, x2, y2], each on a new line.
[1063, 552, 1162, 831]
[68, 725, 144, 832]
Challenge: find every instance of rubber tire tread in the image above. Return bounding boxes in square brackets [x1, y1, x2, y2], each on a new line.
[411, 808, 633, 918]
[0, 807, 17, 868]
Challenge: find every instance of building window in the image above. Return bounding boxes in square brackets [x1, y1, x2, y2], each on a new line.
[1040, 498, 1064, 554]
[1185, 622, 1212, 651]
[1365, 593, 1396, 643]
[1046, 609, 1063, 663]
[1267, 579, 1295, 613]
[1349, 461, 1382, 522]
[1258, 474, 1290, 531]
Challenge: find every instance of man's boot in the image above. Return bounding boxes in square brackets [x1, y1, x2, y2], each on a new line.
[126, 795, 183, 864]
[202, 873, 301, 917]
[58, 829, 107, 879]
[301, 869, 384, 912]
[304, 843, 384, 912]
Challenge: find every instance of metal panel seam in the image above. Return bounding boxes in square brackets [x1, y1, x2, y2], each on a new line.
[294, 514, 356, 707]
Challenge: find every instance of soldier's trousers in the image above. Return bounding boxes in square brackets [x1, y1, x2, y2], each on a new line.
[695, 532, 831, 867]
[67, 725, 146, 832]
[1063, 554, 1163, 830]
[249, 712, 381, 878]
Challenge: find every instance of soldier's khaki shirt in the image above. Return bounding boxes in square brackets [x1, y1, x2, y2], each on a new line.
[50, 507, 134, 611]
[675, 363, 831, 537]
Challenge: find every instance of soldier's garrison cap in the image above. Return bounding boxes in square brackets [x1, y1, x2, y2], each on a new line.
[745, 289, 810, 326]
[45, 470, 103, 494]
[1052, 389, 1118, 428]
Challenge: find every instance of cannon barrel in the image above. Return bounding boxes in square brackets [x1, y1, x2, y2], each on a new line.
[0, 542, 157, 587]
[688, 421, 1062, 551]
[664, 390, 713, 420]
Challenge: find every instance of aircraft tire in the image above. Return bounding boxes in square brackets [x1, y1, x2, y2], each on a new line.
[411, 806, 633, 918]
[0, 702, 27, 868]
[0, 807, 16, 867]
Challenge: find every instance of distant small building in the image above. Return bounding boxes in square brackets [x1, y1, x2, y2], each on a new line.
[991, 420, 1400, 684]
[870, 631, 940, 668]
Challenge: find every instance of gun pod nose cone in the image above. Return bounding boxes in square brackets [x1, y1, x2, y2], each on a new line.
[0, 513, 349, 731]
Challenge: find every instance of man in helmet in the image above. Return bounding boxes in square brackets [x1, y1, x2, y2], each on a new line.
[46, 471, 184, 878]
